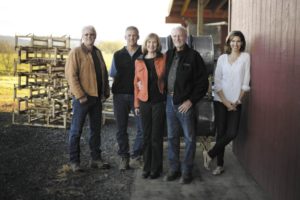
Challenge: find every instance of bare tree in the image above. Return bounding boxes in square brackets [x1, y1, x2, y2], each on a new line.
[0, 40, 14, 75]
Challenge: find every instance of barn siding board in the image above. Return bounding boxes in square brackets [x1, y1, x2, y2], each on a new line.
[231, 0, 300, 200]
[295, 0, 300, 198]
[296, 0, 300, 77]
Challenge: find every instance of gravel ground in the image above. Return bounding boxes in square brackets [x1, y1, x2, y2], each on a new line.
[0, 112, 137, 200]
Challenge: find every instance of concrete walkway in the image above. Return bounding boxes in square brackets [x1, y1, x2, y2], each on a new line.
[130, 143, 270, 200]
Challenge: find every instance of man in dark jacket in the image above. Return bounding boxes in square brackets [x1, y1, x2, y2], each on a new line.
[109, 26, 143, 170]
[164, 26, 208, 184]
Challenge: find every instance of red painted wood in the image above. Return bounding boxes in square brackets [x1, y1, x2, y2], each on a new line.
[231, 0, 300, 199]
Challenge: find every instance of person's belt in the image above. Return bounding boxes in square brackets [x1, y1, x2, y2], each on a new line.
[168, 92, 174, 96]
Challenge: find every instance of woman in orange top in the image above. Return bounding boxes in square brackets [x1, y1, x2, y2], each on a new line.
[134, 33, 166, 179]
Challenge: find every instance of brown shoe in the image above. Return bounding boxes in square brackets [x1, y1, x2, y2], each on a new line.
[89, 159, 110, 169]
[129, 156, 143, 169]
[119, 157, 130, 171]
[70, 163, 83, 172]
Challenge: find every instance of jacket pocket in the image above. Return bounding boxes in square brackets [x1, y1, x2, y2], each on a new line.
[181, 63, 191, 71]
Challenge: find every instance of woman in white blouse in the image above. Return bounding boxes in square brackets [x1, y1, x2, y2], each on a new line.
[203, 31, 250, 175]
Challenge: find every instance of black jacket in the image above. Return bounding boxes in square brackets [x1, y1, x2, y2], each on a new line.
[111, 46, 142, 94]
[165, 44, 208, 105]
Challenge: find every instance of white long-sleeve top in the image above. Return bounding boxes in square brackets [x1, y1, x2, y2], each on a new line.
[213, 52, 251, 103]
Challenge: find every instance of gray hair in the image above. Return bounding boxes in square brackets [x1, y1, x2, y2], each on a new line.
[171, 26, 187, 37]
[125, 26, 139, 35]
[82, 25, 97, 36]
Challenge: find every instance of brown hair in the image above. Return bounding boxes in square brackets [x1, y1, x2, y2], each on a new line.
[224, 30, 246, 54]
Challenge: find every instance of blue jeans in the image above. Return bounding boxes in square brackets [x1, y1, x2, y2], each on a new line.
[69, 96, 102, 164]
[113, 94, 143, 158]
[166, 95, 196, 174]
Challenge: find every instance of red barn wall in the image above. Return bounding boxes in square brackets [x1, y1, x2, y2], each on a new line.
[230, 0, 300, 199]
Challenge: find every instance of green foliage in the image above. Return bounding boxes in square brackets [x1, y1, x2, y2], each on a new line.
[0, 40, 15, 75]
[0, 75, 16, 96]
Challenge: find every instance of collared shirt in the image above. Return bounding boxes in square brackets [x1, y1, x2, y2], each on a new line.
[214, 52, 251, 102]
[167, 54, 180, 94]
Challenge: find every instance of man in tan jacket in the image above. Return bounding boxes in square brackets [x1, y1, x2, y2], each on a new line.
[65, 25, 110, 172]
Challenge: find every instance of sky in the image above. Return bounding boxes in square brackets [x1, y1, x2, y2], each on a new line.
[0, 0, 179, 41]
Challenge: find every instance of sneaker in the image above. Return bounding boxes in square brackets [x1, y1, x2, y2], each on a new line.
[129, 156, 143, 169]
[119, 157, 130, 171]
[179, 173, 193, 184]
[70, 163, 83, 172]
[203, 150, 212, 170]
[89, 159, 110, 169]
[163, 170, 181, 181]
[212, 166, 224, 175]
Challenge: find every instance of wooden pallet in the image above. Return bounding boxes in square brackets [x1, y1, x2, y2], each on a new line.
[12, 34, 71, 129]
[15, 34, 70, 49]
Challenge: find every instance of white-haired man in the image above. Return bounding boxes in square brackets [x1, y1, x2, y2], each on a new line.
[65, 25, 110, 172]
[164, 26, 208, 184]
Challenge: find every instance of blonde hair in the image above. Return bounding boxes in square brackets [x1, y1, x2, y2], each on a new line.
[142, 33, 162, 54]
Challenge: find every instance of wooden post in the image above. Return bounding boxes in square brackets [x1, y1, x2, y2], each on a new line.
[197, 0, 204, 36]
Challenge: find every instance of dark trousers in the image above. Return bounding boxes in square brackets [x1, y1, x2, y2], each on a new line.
[208, 101, 241, 166]
[113, 94, 143, 158]
[140, 101, 165, 174]
[69, 96, 102, 164]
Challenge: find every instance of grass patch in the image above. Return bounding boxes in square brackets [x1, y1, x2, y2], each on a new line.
[0, 76, 16, 112]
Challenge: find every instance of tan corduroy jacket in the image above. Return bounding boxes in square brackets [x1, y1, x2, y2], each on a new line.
[65, 44, 110, 100]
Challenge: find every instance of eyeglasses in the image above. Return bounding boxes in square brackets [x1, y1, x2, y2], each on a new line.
[84, 33, 95, 37]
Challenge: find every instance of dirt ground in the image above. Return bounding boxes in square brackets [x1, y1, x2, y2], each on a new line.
[0, 112, 137, 200]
